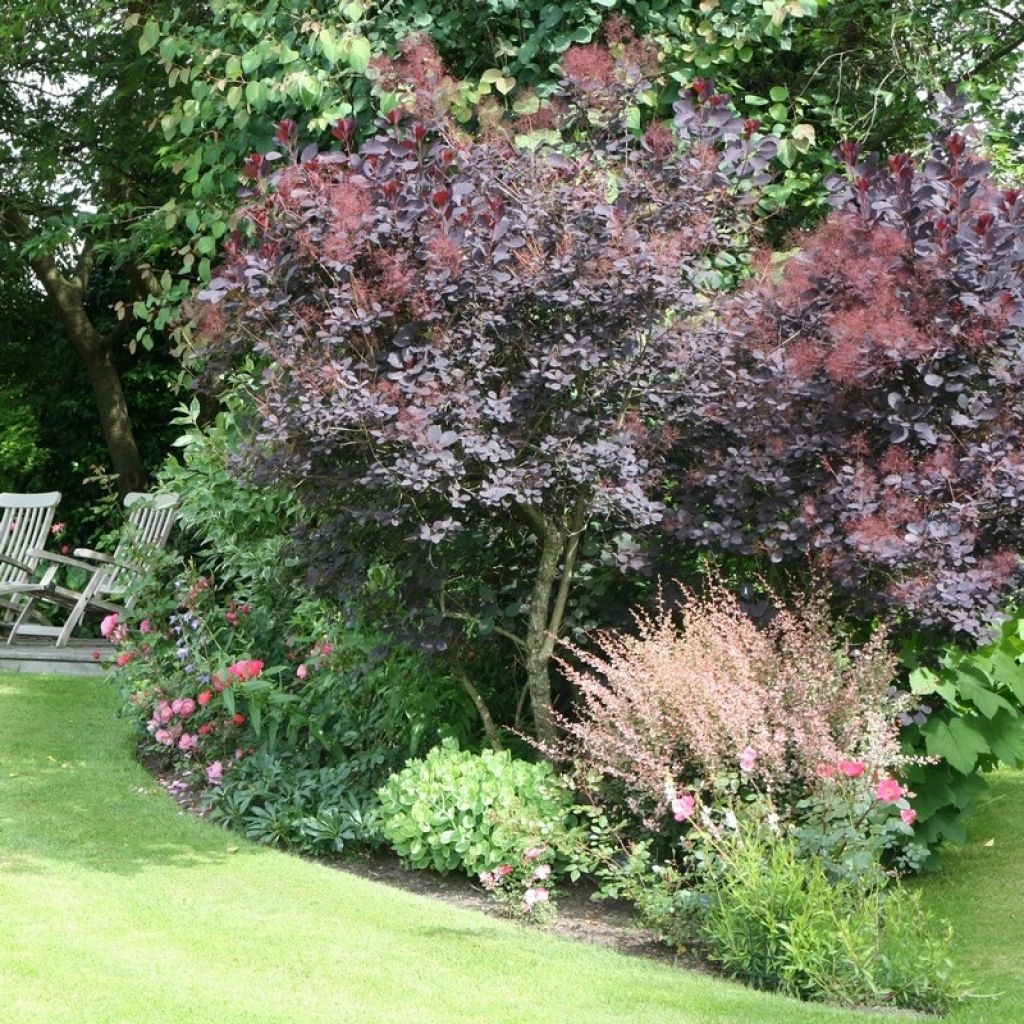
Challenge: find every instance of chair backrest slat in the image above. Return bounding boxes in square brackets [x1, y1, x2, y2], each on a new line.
[0, 492, 61, 586]
[97, 492, 179, 596]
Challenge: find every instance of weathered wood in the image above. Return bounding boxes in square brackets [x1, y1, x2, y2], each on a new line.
[0, 640, 109, 677]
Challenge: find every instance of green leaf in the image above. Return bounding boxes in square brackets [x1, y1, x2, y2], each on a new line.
[245, 80, 266, 110]
[512, 93, 540, 116]
[977, 712, 1024, 767]
[347, 37, 372, 74]
[776, 138, 797, 167]
[241, 47, 263, 74]
[957, 673, 1014, 719]
[138, 20, 160, 55]
[319, 28, 342, 65]
[923, 716, 991, 775]
[769, 85, 789, 102]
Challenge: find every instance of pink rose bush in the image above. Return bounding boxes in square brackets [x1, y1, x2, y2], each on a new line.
[109, 571, 284, 791]
[479, 844, 558, 923]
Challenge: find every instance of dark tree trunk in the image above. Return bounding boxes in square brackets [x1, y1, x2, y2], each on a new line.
[18, 229, 147, 495]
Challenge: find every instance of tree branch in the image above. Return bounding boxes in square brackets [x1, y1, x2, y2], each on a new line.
[453, 666, 504, 752]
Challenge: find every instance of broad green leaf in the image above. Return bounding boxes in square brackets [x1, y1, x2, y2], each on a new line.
[923, 716, 991, 775]
[978, 712, 1024, 767]
[138, 20, 160, 55]
[769, 85, 789, 102]
[319, 28, 342, 64]
[347, 36, 372, 73]
[241, 47, 263, 74]
[512, 93, 540, 115]
[776, 138, 798, 167]
[245, 80, 266, 110]
[956, 674, 1014, 719]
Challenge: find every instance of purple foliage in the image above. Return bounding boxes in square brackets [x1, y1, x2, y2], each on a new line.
[669, 130, 1024, 639]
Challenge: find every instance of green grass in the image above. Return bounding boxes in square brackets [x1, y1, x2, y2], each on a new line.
[927, 771, 1024, 1024]
[0, 674, 1017, 1024]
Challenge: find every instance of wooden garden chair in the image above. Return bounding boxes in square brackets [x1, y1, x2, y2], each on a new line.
[0, 491, 62, 630]
[5, 491, 179, 648]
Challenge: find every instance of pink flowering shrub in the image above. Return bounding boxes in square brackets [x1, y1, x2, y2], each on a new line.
[558, 577, 910, 828]
[479, 844, 559, 923]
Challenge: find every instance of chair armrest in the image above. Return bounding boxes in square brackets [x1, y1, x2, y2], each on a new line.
[27, 548, 106, 574]
[0, 551, 35, 576]
[73, 548, 115, 564]
[73, 548, 142, 573]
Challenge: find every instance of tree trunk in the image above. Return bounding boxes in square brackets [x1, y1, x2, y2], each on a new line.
[523, 520, 566, 748]
[21, 233, 147, 495]
[79, 341, 147, 493]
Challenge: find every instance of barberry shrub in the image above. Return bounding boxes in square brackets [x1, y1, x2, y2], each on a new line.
[194, 39, 775, 743]
[669, 129, 1024, 641]
[557, 578, 907, 825]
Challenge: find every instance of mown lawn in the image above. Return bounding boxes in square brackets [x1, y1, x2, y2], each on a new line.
[0, 673, 1018, 1024]
[929, 770, 1024, 1024]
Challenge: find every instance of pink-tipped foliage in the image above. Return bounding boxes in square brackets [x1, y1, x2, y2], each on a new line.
[558, 578, 906, 823]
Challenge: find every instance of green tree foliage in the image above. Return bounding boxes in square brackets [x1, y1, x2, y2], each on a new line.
[0, 0, 180, 495]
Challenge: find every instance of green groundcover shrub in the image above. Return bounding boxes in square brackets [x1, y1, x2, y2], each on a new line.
[377, 739, 573, 876]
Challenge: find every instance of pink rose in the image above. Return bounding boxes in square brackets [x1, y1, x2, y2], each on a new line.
[139, 619, 153, 634]
[523, 846, 547, 861]
[900, 807, 917, 826]
[739, 746, 758, 773]
[296, 663, 309, 680]
[839, 760, 866, 779]
[158, 703, 174, 724]
[875, 777, 904, 803]
[100, 613, 120, 639]
[533, 863, 552, 880]
[206, 760, 224, 785]
[178, 698, 197, 717]
[50, 522, 65, 535]
[495, 864, 513, 877]
[154, 728, 173, 746]
[522, 887, 550, 909]
[672, 794, 696, 821]
[171, 698, 184, 715]
[197, 690, 213, 707]
[178, 733, 196, 752]
[227, 658, 264, 682]
[116, 651, 134, 667]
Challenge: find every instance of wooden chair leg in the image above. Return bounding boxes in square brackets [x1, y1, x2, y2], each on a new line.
[7, 594, 39, 646]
